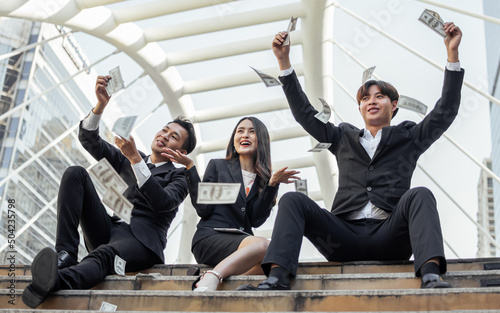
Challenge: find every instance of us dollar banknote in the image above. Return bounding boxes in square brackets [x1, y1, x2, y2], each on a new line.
[294, 179, 308, 196]
[197, 182, 241, 204]
[250, 66, 283, 87]
[398, 95, 428, 115]
[103, 186, 133, 224]
[283, 16, 298, 46]
[418, 9, 446, 37]
[308, 142, 332, 152]
[112, 115, 137, 140]
[105, 66, 125, 96]
[89, 158, 128, 195]
[314, 98, 332, 124]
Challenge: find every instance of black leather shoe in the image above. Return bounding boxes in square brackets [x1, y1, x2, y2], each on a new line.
[57, 250, 77, 269]
[421, 273, 452, 289]
[22, 247, 59, 308]
[236, 276, 291, 291]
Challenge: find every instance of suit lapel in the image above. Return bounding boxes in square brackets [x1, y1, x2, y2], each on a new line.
[152, 161, 175, 175]
[245, 176, 259, 202]
[370, 126, 393, 163]
[227, 159, 246, 201]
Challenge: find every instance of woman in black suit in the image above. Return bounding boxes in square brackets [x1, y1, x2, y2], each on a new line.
[164, 116, 299, 291]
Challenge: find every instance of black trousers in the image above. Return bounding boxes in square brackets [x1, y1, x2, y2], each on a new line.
[262, 187, 446, 277]
[54, 166, 157, 290]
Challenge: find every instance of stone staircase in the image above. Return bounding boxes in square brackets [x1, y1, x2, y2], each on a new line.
[0, 258, 499, 312]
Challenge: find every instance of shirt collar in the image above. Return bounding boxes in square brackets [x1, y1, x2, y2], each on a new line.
[361, 128, 382, 140]
[146, 156, 184, 169]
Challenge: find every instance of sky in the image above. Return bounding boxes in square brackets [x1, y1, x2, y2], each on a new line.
[69, 0, 497, 262]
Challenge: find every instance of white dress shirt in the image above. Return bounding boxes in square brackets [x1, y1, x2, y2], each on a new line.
[280, 61, 461, 220]
[82, 111, 182, 188]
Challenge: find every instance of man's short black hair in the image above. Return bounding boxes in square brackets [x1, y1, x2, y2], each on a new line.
[356, 80, 400, 119]
[168, 116, 197, 154]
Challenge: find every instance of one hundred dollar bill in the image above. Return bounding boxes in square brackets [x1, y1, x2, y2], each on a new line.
[103, 186, 133, 224]
[112, 115, 137, 140]
[89, 158, 128, 195]
[105, 66, 125, 96]
[314, 98, 332, 124]
[362, 66, 376, 84]
[397, 95, 428, 115]
[308, 142, 332, 152]
[418, 9, 446, 37]
[114, 255, 126, 276]
[283, 16, 298, 46]
[250, 66, 283, 87]
[294, 179, 308, 196]
[197, 182, 241, 204]
[99, 301, 117, 312]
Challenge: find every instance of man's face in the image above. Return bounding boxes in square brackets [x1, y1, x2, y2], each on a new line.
[151, 122, 188, 157]
[359, 85, 397, 128]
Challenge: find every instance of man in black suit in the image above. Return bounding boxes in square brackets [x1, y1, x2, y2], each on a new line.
[22, 75, 197, 308]
[238, 23, 463, 290]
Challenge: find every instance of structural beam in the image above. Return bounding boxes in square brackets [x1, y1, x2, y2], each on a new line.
[167, 32, 303, 66]
[183, 64, 303, 95]
[144, 2, 306, 42]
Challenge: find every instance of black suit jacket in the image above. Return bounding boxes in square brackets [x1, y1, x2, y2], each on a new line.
[184, 158, 279, 247]
[280, 69, 464, 216]
[78, 123, 188, 263]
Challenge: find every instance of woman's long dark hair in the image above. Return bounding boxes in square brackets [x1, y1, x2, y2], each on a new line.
[226, 117, 272, 192]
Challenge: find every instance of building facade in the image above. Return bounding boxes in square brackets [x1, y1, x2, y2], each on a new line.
[0, 18, 111, 264]
[484, 0, 500, 253]
[477, 158, 496, 257]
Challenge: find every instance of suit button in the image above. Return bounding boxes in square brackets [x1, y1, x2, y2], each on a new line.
[367, 186, 372, 192]
[368, 166, 374, 170]
[239, 227, 244, 231]
[241, 207, 246, 213]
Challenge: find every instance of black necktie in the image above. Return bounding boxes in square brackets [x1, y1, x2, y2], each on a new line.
[147, 163, 156, 170]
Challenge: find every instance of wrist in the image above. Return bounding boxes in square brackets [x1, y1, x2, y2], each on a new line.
[446, 49, 459, 63]
[186, 162, 195, 170]
[278, 58, 292, 71]
[92, 105, 104, 115]
[129, 154, 142, 164]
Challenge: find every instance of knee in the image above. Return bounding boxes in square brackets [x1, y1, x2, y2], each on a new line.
[278, 192, 309, 210]
[253, 237, 270, 254]
[403, 187, 435, 201]
[62, 165, 87, 182]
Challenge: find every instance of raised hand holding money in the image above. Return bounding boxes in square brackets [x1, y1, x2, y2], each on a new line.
[283, 16, 298, 46]
[314, 98, 332, 124]
[418, 9, 446, 38]
[105, 66, 125, 96]
[250, 66, 283, 87]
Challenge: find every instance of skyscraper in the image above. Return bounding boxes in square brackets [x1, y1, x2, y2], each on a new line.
[477, 158, 496, 257]
[483, 0, 500, 253]
[0, 18, 111, 264]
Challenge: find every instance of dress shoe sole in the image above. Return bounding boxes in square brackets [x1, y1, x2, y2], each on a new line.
[22, 247, 58, 308]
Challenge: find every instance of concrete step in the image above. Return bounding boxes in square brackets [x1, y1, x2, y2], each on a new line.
[0, 309, 498, 313]
[2, 311, 500, 313]
[3, 270, 500, 291]
[3, 257, 500, 276]
[1, 288, 500, 311]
